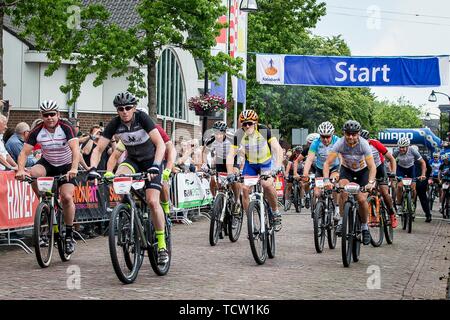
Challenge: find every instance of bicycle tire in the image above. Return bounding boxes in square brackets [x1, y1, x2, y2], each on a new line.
[407, 192, 413, 234]
[293, 184, 300, 213]
[313, 201, 326, 253]
[429, 185, 435, 211]
[368, 199, 384, 247]
[267, 208, 276, 259]
[381, 205, 394, 244]
[327, 200, 337, 249]
[148, 214, 172, 276]
[33, 202, 54, 268]
[228, 198, 243, 243]
[247, 200, 267, 265]
[56, 208, 71, 262]
[209, 194, 225, 246]
[401, 193, 408, 230]
[352, 210, 361, 262]
[108, 203, 143, 284]
[341, 201, 353, 268]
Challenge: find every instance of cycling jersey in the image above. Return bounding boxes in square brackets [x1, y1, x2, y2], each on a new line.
[103, 110, 157, 162]
[309, 134, 340, 169]
[439, 162, 450, 179]
[368, 139, 388, 167]
[205, 135, 232, 164]
[330, 137, 373, 172]
[429, 159, 442, 177]
[116, 124, 169, 157]
[232, 124, 273, 164]
[393, 147, 422, 169]
[26, 120, 76, 167]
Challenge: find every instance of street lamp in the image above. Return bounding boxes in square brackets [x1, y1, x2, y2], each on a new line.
[240, 0, 258, 12]
[428, 90, 450, 140]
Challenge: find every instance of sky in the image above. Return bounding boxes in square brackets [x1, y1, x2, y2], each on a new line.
[312, 0, 450, 119]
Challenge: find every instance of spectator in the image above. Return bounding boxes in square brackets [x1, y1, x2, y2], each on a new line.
[0, 115, 18, 171]
[81, 125, 110, 170]
[5, 122, 39, 167]
[415, 152, 433, 222]
[177, 140, 195, 172]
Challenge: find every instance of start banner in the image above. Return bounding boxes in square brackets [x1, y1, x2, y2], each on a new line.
[257, 54, 449, 87]
[0, 171, 39, 229]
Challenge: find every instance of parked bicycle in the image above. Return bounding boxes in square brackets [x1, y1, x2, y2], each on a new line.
[312, 177, 337, 253]
[106, 173, 172, 284]
[209, 172, 244, 246]
[245, 174, 277, 265]
[24, 175, 79, 268]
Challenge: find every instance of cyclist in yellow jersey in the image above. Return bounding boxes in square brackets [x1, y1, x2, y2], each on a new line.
[226, 110, 284, 231]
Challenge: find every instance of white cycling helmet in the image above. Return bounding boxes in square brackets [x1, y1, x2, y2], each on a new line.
[317, 121, 335, 136]
[306, 133, 320, 144]
[39, 100, 59, 113]
[442, 153, 449, 160]
[433, 152, 440, 158]
[397, 137, 410, 147]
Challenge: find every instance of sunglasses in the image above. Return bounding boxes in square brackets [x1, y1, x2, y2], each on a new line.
[320, 135, 331, 139]
[117, 106, 134, 112]
[344, 131, 359, 136]
[42, 112, 57, 118]
[242, 122, 255, 128]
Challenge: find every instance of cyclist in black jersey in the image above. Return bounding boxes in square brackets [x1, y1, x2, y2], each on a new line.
[89, 92, 168, 265]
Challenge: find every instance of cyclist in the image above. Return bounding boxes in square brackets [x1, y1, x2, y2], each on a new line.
[360, 129, 398, 228]
[302, 121, 340, 221]
[285, 146, 304, 210]
[89, 92, 168, 265]
[203, 121, 241, 214]
[226, 110, 284, 231]
[15, 100, 80, 254]
[293, 133, 319, 208]
[393, 137, 426, 215]
[106, 107, 177, 218]
[438, 153, 450, 218]
[323, 120, 377, 246]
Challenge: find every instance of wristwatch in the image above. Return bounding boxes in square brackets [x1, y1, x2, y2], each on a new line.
[368, 180, 375, 184]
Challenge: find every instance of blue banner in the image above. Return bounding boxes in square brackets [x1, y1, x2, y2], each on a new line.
[257, 54, 449, 87]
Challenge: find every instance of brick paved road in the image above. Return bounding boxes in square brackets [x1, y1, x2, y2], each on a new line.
[0, 207, 449, 300]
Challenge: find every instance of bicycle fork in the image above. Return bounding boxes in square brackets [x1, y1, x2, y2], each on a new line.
[252, 193, 266, 234]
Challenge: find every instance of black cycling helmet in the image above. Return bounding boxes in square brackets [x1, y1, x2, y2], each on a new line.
[113, 91, 138, 107]
[293, 145, 303, 153]
[343, 120, 361, 133]
[360, 129, 370, 140]
[212, 121, 227, 132]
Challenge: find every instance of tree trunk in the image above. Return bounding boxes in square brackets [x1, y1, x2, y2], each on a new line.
[147, 48, 158, 122]
[0, 4, 4, 100]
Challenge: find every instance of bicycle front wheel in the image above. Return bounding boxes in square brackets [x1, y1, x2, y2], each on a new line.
[352, 211, 361, 263]
[381, 205, 394, 244]
[341, 202, 353, 267]
[407, 192, 413, 234]
[108, 203, 144, 284]
[327, 201, 337, 249]
[247, 201, 267, 265]
[56, 209, 71, 262]
[313, 201, 326, 253]
[33, 202, 55, 268]
[368, 199, 384, 247]
[209, 194, 225, 246]
[228, 198, 243, 243]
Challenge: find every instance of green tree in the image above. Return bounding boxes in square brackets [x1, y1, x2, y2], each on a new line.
[371, 98, 423, 133]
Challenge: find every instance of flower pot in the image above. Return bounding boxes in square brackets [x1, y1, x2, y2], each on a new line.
[195, 109, 211, 117]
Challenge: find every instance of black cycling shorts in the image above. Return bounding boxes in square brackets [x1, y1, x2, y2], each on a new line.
[315, 166, 339, 178]
[36, 158, 77, 186]
[339, 166, 369, 187]
[376, 164, 388, 185]
[119, 157, 162, 191]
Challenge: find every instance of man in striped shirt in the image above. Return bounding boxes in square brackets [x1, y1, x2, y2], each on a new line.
[15, 101, 80, 254]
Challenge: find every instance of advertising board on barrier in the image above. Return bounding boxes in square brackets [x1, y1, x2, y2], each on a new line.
[0, 171, 39, 229]
[171, 173, 213, 209]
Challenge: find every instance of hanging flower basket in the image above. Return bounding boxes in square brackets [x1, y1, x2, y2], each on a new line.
[188, 94, 228, 116]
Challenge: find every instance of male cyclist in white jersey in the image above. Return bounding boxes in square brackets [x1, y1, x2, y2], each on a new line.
[15, 101, 80, 254]
[89, 92, 168, 265]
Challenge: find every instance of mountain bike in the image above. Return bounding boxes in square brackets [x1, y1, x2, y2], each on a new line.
[312, 177, 337, 253]
[245, 174, 277, 265]
[209, 172, 244, 246]
[340, 183, 366, 268]
[24, 175, 77, 268]
[107, 173, 172, 284]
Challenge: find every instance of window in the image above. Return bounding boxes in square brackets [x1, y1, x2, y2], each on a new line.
[157, 49, 186, 120]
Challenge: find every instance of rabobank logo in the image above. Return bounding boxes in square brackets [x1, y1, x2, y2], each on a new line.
[257, 54, 284, 85]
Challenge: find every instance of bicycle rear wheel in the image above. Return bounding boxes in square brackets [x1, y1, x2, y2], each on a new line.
[341, 202, 353, 267]
[33, 202, 55, 268]
[247, 201, 267, 265]
[228, 198, 243, 243]
[148, 215, 172, 276]
[313, 201, 326, 253]
[56, 209, 71, 262]
[108, 203, 144, 284]
[368, 199, 384, 247]
[209, 194, 225, 246]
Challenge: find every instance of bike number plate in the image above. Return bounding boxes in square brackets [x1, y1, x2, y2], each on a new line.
[113, 177, 133, 194]
[243, 176, 259, 186]
[402, 178, 412, 186]
[132, 180, 145, 190]
[316, 177, 324, 188]
[218, 173, 228, 185]
[443, 183, 449, 190]
[344, 182, 360, 194]
[37, 177, 54, 193]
